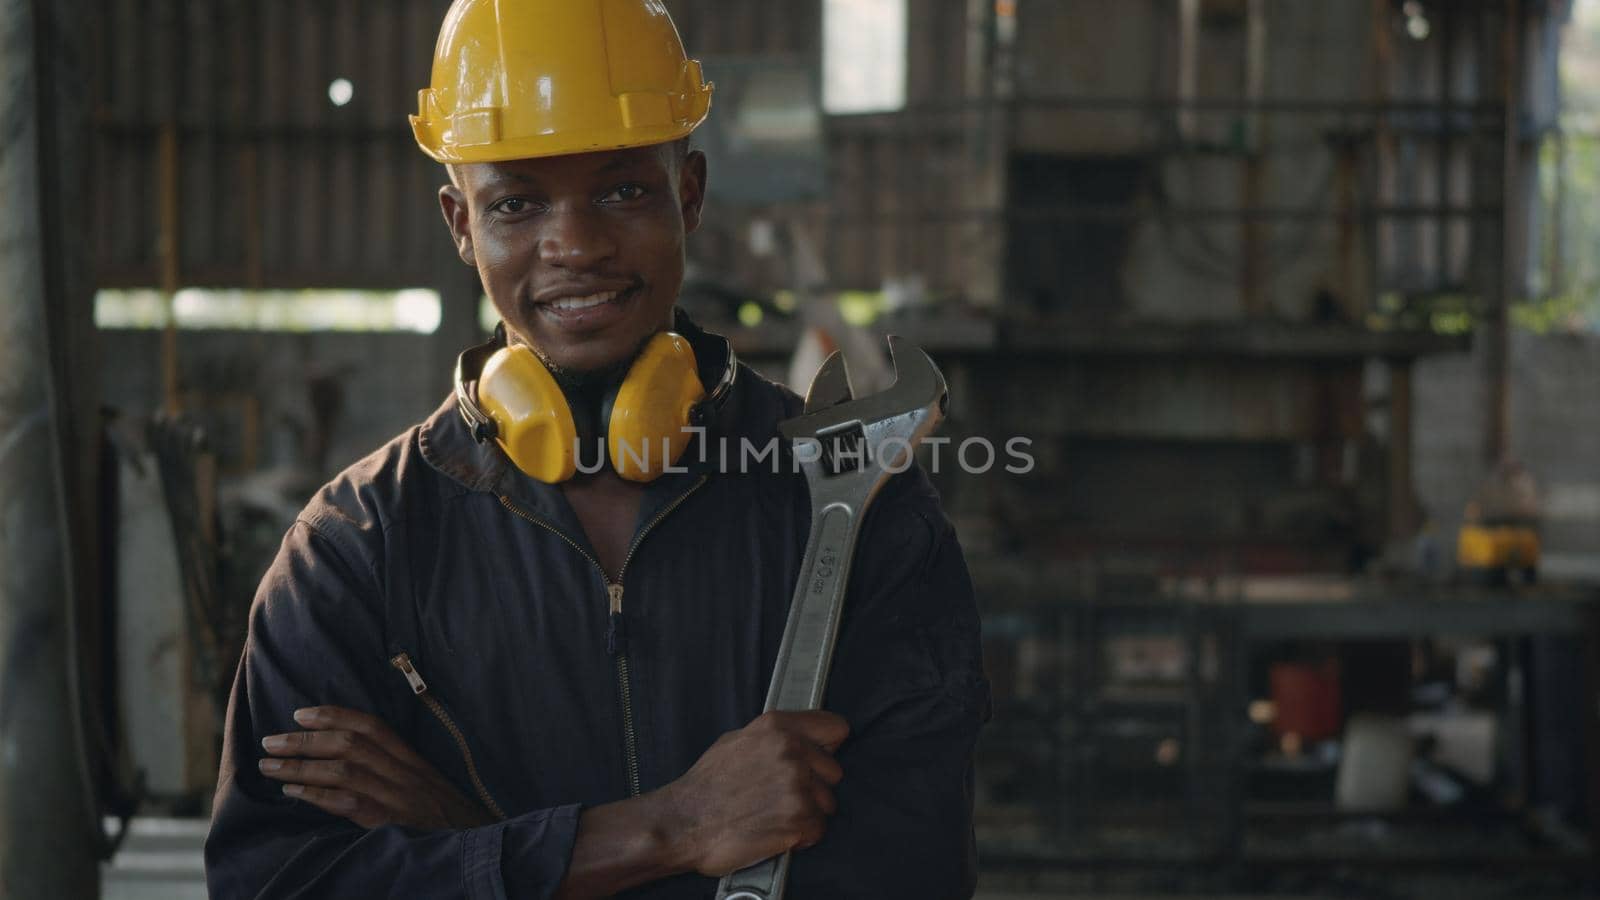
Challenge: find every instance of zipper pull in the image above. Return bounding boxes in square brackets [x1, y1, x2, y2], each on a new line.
[389, 652, 429, 695]
[605, 584, 629, 656]
[606, 610, 630, 657]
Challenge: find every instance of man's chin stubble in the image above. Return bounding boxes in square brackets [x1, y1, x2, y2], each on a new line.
[533, 330, 654, 393]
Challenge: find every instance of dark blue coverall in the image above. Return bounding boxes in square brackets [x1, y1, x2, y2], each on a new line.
[204, 317, 991, 898]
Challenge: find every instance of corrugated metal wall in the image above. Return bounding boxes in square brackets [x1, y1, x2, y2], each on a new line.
[89, 0, 839, 292]
[86, 0, 1515, 312]
[92, 0, 454, 290]
[88, 0, 1000, 303]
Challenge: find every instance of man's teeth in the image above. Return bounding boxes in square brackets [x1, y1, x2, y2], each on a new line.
[547, 291, 620, 311]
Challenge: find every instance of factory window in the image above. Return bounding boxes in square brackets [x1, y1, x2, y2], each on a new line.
[822, 0, 907, 114]
[93, 288, 442, 334]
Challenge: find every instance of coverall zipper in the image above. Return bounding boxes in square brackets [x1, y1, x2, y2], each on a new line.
[499, 475, 707, 797]
[388, 652, 508, 821]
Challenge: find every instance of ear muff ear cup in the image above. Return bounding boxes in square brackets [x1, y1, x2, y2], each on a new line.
[607, 332, 706, 483]
[477, 344, 578, 484]
[467, 331, 708, 484]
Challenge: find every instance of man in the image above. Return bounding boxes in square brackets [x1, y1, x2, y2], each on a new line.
[203, 1, 989, 897]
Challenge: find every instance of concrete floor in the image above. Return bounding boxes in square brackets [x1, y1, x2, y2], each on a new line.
[103, 818, 207, 900]
[102, 817, 1593, 899]
[103, 817, 1286, 899]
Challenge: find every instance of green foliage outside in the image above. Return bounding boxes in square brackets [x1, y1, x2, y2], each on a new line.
[1371, 3, 1600, 337]
[1533, 0, 1600, 333]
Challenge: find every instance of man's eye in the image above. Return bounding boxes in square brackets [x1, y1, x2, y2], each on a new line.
[602, 184, 648, 203]
[493, 198, 532, 215]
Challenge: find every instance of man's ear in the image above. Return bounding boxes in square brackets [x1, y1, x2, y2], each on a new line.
[438, 183, 476, 266]
[679, 149, 708, 235]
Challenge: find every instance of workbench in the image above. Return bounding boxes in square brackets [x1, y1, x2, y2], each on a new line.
[968, 562, 1600, 883]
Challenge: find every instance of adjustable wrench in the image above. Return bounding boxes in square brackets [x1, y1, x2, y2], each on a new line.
[715, 337, 948, 900]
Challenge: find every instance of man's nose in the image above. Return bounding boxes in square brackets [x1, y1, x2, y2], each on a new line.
[537, 206, 618, 269]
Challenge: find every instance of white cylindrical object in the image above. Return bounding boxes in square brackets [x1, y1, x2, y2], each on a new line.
[1336, 714, 1414, 812]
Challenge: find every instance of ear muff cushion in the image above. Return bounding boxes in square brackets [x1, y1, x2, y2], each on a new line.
[478, 345, 578, 483]
[608, 332, 705, 482]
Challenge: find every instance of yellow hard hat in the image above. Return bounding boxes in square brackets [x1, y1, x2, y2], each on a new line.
[412, 0, 714, 164]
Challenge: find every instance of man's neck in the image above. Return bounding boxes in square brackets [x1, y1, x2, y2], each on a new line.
[559, 468, 646, 581]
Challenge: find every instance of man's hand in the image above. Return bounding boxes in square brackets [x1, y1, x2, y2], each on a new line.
[259, 706, 496, 830]
[657, 710, 849, 877]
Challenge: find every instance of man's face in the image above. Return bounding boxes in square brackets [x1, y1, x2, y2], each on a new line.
[439, 143, 707, 377]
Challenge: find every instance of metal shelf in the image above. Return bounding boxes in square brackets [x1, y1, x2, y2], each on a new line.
[710, 315, 1471, 361]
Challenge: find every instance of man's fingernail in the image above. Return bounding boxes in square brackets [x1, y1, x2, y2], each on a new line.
[282, 784, 304, 798]
[293, 708, 316, 726]
[333, 793, 358, 811]
[258, 758, 283, 773]
[261, 735, 287, 752]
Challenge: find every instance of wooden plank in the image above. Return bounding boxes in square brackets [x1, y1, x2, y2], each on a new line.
[404, 0, 441, 274]
[181, 0, 213, 271]
[110, 0, 142, 119]
[368, 0, 399, 128]
[145, 0, 176, 120]
[327, 0, 361, 272]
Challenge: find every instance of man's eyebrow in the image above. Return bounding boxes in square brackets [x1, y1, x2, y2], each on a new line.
[476, 156, 649, 189]
[594, 155, 653, 175]
[478, 170, 538, 188]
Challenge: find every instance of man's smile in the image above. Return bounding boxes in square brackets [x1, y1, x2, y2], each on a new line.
[531, 281, 642, 335]
[545, 291, 618, 311]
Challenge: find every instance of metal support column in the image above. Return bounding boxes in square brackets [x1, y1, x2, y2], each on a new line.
[0, 0, 105, 896]
[1486, 0, 1522, 465]
[1387, 359, 1418, 541]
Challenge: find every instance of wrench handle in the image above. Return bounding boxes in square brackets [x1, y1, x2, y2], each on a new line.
[716, 854, 788, 900]
[715, 500, 861, 900]
[765, 502, 858, 711]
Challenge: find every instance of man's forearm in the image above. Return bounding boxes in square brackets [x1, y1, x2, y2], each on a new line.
[548, 790, 695, 899]
[544, 710, 850, 898]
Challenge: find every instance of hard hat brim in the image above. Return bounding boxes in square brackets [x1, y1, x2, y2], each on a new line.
[412, 91, 711, 166]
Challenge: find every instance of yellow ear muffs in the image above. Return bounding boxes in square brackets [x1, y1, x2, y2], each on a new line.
[461, 329, 711, 484]
[477, 344, 579, 484]
[607, 332, 706, 483]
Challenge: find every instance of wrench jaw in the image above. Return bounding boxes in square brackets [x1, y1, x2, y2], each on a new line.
[803, 350, 855, 415]
[782, 337, 948, 497]
[780, 337, 946, 440]
[885, 335, 949, 422]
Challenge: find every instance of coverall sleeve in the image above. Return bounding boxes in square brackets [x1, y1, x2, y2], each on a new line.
[786, 476, 993, 900]
[204, 520, 583, 900]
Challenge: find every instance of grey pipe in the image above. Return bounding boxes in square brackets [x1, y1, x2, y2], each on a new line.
[0, 0, 104, 895]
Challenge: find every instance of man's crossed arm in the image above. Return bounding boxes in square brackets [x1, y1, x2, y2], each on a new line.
[257, 703, 850, 898]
